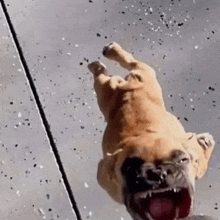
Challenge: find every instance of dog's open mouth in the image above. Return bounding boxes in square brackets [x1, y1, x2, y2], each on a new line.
[131, 187, 193, 220]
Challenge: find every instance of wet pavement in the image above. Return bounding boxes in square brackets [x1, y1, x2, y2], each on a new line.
[0, 0, 220, 219]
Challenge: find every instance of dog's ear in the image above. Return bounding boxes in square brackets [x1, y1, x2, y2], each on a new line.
[184, 133, 215, 179]
[97, 146, 135, 204]
[97, 154, 123, 204]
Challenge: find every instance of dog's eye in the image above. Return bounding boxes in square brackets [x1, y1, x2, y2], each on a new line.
[178, 157, 189, 164]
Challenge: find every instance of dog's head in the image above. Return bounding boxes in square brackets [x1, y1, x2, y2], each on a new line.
[109, 133, 213, 220]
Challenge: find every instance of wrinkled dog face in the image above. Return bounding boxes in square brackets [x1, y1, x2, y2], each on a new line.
[120, 143, 195, 220]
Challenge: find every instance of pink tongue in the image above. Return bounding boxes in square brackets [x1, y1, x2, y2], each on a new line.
[149, 198, 174, 218]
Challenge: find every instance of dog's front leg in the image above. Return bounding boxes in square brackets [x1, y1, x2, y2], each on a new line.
[88, 61, 125, 121]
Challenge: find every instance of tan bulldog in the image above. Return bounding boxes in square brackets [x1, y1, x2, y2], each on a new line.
[88, 43, 215, 220]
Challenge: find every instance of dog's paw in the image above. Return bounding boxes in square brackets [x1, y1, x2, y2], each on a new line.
[197, 133, 215, 150]
[88, 61, 108, 76]
[102, 42, 120, 58]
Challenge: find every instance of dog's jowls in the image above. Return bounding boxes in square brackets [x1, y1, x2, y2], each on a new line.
[88, 43, 215, 220]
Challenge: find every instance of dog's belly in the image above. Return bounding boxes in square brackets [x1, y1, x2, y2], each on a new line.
[103, 88, 186, 154]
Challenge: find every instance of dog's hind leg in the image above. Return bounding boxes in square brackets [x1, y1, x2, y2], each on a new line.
[103, 43, 164, 107]
[88, 61, 125, 120]
[102, 42, 155, 76]
[88, 61, 108, 77]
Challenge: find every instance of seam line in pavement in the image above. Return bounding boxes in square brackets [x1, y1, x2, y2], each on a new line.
[0, 1, 82, 219]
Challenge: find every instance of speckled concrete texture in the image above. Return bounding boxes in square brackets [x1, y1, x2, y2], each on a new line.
[0, 5, 77, 220]
[1, 0, 220, 219]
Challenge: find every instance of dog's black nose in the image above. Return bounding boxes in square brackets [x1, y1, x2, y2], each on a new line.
[142, 164, 177, 186]
[145, 169, 162, 182]
[121, 158, 181, 193]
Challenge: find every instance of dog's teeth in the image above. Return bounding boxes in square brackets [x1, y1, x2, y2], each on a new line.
[175, 207, 180, 218]
[173, 188, 181, 193]
[149, 192, 152, 197]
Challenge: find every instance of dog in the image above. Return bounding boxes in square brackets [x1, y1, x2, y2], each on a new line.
[88, 43, 215, 220]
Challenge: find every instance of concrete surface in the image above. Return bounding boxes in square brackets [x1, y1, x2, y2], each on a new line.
[0, 0, 220, 219]
[0, 5, 77, 220]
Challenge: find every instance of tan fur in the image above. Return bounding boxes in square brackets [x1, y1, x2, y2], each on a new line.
[88, 43, 215, 204]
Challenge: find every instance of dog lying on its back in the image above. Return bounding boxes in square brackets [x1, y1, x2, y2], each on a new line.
[88, 43, 215, 220]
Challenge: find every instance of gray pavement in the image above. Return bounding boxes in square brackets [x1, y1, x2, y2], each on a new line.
[0, 4, 77, 220]
[0, 0, 220, 219]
